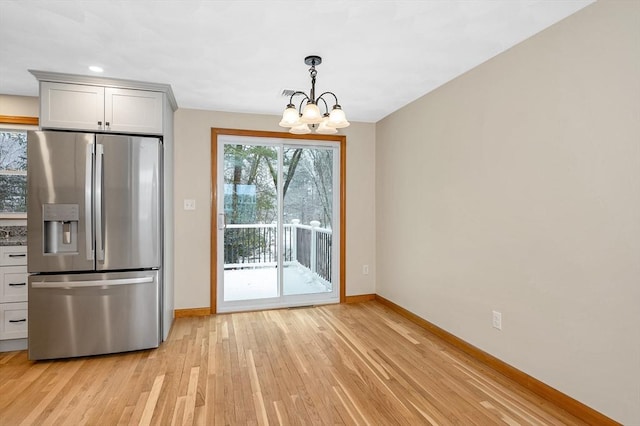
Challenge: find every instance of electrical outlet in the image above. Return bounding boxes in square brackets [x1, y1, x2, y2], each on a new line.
[362, 265, 369, 275]
[492, 311, 502, 330]
[184, 199, 196, 210]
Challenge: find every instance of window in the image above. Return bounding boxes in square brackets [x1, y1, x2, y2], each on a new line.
[0, 129, 27, 215]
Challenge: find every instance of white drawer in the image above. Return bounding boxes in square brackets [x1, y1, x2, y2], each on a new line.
[0, 266, 28, 303]
[0, 302, 28, 340]
[0, 246, 28, 266]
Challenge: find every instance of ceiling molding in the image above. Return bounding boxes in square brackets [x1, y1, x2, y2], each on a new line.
[29, 70, 178, 111]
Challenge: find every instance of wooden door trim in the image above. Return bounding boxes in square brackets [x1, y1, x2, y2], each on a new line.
[210, 127, 346, 314]
[0, 115, 39, 125]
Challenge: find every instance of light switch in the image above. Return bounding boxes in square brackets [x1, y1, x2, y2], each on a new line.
[183, 199, 196, 210]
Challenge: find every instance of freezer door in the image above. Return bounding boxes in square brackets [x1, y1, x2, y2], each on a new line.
[27, 131, 95, 273]
[96, 135, 161, 270]
[28, 270, 160, 360]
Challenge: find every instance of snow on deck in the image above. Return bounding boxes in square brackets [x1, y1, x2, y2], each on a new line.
[224, 265, 330, 301]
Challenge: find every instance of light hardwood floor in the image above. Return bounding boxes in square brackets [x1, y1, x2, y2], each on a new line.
[0, 301, 585, 425]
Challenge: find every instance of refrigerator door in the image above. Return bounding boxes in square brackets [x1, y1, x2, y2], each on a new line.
[27, 131, 95, 273]
[28, 270, 160, 360]
[96, 134, 161, 270]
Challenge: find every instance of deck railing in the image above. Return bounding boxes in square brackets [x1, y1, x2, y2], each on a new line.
[224, 220, 332, 286]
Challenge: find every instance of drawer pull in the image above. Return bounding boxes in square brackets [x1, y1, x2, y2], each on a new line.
[8, 254, 26, 258]
[9, 318, 26, 323]
[9, 282, 26, 286]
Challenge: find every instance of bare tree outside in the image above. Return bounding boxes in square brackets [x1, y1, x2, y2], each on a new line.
[222, 143, 335, 265]
[0, 131, 28, 213]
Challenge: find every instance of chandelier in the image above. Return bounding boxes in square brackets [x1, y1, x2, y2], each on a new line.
[279, 55, 350, 134]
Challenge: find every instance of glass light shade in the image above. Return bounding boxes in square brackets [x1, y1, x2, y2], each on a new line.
[289, 123, 311, 134]
[327, 105, 350, 128]
[316, 116, 338, 134]
[300, 102, 323, 124]
[279, 105, 299, 127]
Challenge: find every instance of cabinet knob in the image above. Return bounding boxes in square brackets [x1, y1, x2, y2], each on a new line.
[98, 121, 103, 126]
[105, 121, 110, 128]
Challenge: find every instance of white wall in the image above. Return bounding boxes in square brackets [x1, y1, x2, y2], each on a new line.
[173, 109, 376, 309]
[375, 1, 639, 424]
[0, 95, 38, 117]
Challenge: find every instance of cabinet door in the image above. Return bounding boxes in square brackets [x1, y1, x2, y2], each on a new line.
[104, 88, 163, 135]
[0, 266, 28, 303]
[40, 82, 105, 131]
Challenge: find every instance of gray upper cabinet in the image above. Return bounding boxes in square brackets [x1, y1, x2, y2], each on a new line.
[104, 88, 163, 135]
[40, 82, 164, 135]
[40, 82, 104, 132]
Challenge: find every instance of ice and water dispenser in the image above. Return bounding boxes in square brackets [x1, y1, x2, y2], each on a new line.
[43, 204, 79, 254]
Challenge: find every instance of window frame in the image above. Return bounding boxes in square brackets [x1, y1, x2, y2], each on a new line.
[210, 128, 347, 313]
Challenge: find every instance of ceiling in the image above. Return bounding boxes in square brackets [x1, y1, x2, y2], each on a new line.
[0, 0, 594, 123]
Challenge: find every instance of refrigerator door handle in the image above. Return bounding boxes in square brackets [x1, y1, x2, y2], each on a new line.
[85, 145, 94, 261]
[31, 276, 154, 289]
[95, 144, 105, 262]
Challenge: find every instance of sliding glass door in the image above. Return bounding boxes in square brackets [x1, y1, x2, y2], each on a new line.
[216, 135, 340, 313]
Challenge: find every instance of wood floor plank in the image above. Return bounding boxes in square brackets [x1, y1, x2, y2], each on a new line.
[0, 301, 591, 425]
[14, 359, 84, 426]
[139, 374, 165, 426]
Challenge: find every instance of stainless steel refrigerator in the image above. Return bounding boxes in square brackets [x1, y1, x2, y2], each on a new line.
[27, 130, 162, 360]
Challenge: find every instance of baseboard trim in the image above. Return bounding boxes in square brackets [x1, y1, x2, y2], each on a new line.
[345, 294, 376, 304]
[174, 307, 212, 318]
[374, 295, 619, 426]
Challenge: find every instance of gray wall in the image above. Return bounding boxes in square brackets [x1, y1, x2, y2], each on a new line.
[375, 1, 639, 423]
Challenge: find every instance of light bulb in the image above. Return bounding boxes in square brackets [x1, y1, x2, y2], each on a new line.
[316, 115, 338, 134]
[279, 104, 299, 127]
[300, 102, 322, 124]
[327, 105, 350, 128]
[289, 123, 311, 134]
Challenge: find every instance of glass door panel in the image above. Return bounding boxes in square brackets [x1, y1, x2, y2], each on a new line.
[222, 143, 278, 302]
[282, 147, 334, 296]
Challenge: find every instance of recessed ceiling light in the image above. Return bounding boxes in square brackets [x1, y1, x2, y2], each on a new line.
[89, 65, 104, 73]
